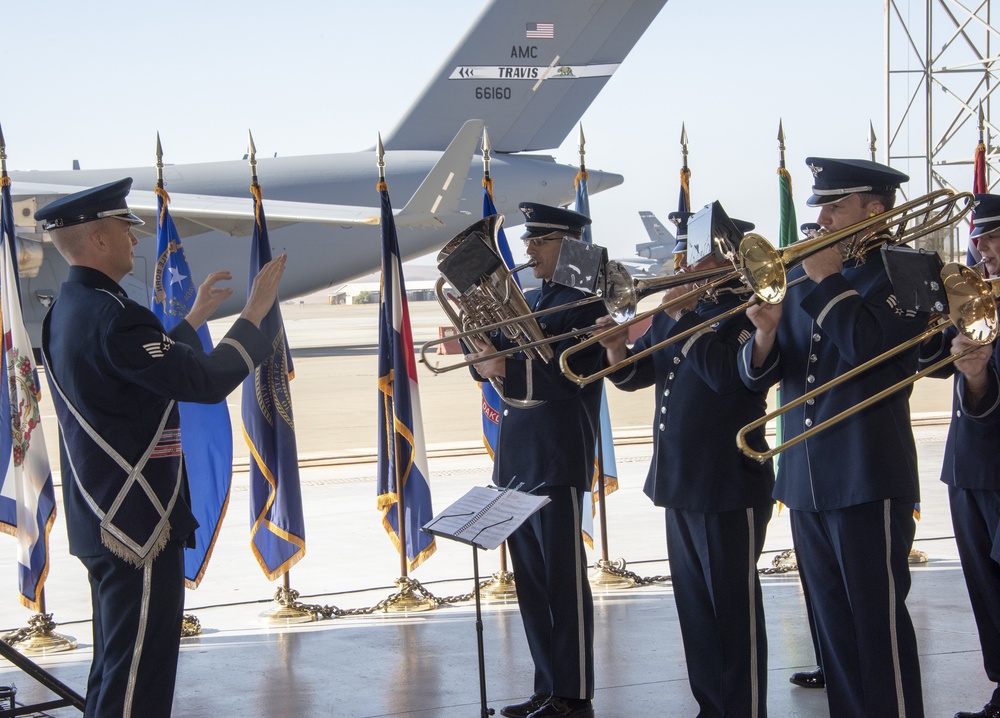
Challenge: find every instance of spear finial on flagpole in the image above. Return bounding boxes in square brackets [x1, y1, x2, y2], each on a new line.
[578, 123, 586, 173]
[0, 122, 7, 180]
[869, 120, 877, 162]
[979, 100, 985, 146]
[777, 119, 787, 170]
[155, 132, 164, 189]
[377, 133, 386, 186]
[680, 122, 689, 172]
[154, 132, 171, 225]
[481, 127, 492, 183]
[248, 130, 259, 187]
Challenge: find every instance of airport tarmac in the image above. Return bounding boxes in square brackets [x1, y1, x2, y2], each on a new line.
[0, 299, 984, 718]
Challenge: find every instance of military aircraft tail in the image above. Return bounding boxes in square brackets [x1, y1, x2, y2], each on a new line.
[636, 210, 675, 261]
[382, 0, 668, 153]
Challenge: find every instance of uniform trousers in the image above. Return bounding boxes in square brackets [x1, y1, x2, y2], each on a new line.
[506, 485, 594, 700]
[666, 503, 771, 718]
[790, 499, 923, 718]
[949, 485, 1000, 706]
[80, 540, 185, 718]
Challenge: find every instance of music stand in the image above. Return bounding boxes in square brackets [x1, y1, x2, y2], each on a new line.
[0, 640, 85, 715]
[423, 486, 550, 718]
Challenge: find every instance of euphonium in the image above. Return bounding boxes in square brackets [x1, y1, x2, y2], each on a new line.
[430, 214, 551, 408]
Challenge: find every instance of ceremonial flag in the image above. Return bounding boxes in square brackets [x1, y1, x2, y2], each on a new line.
[575, 169, 619, 547]
[0, 176, 55, 610]
[479, 180, 516, 457]
[773, 164, 799, 476]
[968, 137, 988, 266]
[675, 164, 691, 272]
[777, 166, 798, 249]
[242, 185, 305, 580]
[376, 179, 436, 571]
[150, 188, 234, 588]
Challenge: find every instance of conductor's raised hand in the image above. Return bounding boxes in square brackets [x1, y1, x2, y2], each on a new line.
[186, 271, 235, 330]
[241, 254, 288, 327]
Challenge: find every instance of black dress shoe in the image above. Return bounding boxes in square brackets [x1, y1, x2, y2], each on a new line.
[789, 667, 825, 688]
[500, 693, 549, 718]
[527, 696, 595, 718]
[955, 704, 1000, 718]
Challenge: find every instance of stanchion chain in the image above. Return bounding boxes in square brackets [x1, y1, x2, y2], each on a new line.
[595, 558, 671, 586]
[758, 548, 798, 575]
[181, 614, 202, 637]
[261, 577, 495, 619]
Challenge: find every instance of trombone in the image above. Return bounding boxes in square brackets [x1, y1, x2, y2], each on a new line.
[419, 260, 731, 375]
[736, 262, 1000, 463]
[559, 188, 975, 387]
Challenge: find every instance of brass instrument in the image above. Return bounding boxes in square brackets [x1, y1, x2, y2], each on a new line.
[420, 214, 556, 408]
[421, 234, 732, 378]
[559, 188, 975, 387]
[736, 262, 999, 463]
[559, 233, 788, 386]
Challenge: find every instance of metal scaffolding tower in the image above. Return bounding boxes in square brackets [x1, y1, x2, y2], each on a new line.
[885, 0, 999, 259]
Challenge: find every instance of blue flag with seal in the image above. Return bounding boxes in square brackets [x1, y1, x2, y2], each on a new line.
[242, 183, 306, 580]
[0, 175, 56, 610]
[479, 181, 518, 457]
[575, 169, 619, 547]
[150, 187, 234, 588]
[376, 178, 435, 571]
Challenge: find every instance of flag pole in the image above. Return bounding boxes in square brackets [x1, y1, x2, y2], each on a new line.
[378, 139, 410, 582]
[154, 134, 209, 636]
[675, 124, 691, 274]
[0, 125, 76, 653]
[865, 119, 930, 563]
[376, 136, 436, 613]
[477, 127, 517, 602]
[244, 132, 314, 624]
[578, 124, 632, 590]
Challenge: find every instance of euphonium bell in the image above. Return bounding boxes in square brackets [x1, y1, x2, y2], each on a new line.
[427, 214, 551, 409]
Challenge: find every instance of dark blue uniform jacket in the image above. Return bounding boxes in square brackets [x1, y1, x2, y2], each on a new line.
[609, 283, 774, 512]
[921, 328, 1000, 489]
[471, 281, 606, 492]
[739, 251, 927, 510]
[43, 266, 270, 558]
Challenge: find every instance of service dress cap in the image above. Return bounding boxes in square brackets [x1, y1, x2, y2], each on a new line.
[34, 178, 144, 231]
[971, 194, 1000, 238]
[668, 210, 694, 254]
[518, 202, 591, 240]
[804, 157, 909, 207]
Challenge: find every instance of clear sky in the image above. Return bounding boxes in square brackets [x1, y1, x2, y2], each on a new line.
[1, 0, 968, 263]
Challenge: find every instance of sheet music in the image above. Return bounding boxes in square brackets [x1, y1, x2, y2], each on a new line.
[422, 486, 550, 550]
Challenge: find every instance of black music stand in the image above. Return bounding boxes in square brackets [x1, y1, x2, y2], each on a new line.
[0, 640, 85, 715]
[423, 486, 550, 718]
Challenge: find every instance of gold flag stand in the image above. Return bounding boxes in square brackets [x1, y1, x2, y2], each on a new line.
[258, 572, 317, 625]
[589, 438, 635, 590]
[2, 611, 76, 655]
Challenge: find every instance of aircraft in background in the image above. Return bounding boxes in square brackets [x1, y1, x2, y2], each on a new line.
[5, 0, 669, 345]
[634, 210, 676, 275]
